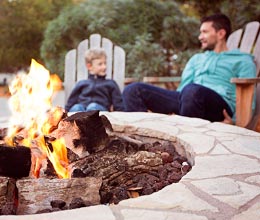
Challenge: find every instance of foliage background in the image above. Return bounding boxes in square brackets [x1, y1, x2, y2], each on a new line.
[0, 0, 73, 72]
[0, 0, 259, 80]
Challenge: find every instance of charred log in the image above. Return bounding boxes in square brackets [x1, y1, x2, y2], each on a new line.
[51, 111, 110, 158]
[16, 177, 102, 215]
[0, 146, 31, 178]
[70, 135, 192, 204]
[0, 128, 7, 142]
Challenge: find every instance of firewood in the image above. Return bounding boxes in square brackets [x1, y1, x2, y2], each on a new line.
[0, 145, 31, 178]
[69, 135, 191, 204]
[16, 176, 102, 215]
[51, 111, 109, 158]
[42, 106, 67, 134]
[0, 177, 16, 215]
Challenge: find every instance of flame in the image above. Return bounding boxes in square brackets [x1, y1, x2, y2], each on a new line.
[50, 74, 63, 91]
[46, 138, 69, 179]
[5, 59, 70, 179]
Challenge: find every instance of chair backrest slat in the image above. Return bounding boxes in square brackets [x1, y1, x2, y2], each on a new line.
[227, 29, 243, 50]
[240, 21, 260, 53]
[102, 37, 113, 79]
[64, 49, 76, 99]
[113, 46, 126, 92]
[252, 27, 260, 118]
[77, 39, 88, 81]
[253, 32, 260, 77]
[89, 34, 101, 48]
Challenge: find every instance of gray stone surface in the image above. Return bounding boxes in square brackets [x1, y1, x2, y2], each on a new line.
[0, 102, 260, 219]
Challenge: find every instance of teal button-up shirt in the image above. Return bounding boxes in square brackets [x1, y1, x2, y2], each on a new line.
[177, 49, 256, 114]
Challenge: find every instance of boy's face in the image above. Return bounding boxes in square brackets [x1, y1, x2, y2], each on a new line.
[87, 56, 107, 76]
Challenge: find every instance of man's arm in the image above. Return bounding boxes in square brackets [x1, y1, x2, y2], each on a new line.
[176, 54, 198, 91]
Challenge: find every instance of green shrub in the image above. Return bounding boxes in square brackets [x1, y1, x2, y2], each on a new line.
[0, 0, 72, 73]
[125, 33, 168, 80]
[41, 0, 200, 80]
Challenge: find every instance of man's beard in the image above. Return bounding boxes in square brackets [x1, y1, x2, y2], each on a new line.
[202, 43, 215, 51]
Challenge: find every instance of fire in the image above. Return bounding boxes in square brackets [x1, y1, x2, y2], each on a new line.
[50, 74, 63, 91]
[5, 59, 70, 179]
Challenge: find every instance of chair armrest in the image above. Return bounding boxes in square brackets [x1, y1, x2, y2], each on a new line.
[143, 76, 181, 90]
[124, 77, 139, 85]
[230, 77, 260, 84]
[143, 76, 181, 83]
[230, 77, 260, 127]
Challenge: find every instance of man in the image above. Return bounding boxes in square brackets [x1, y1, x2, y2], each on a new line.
[122, 14, 256, 123]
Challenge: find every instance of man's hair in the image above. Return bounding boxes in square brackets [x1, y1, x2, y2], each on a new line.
[85, 48, 107, 64]
[201, 14, 231, 40]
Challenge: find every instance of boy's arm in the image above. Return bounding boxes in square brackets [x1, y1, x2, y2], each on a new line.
[111, 81, 125, 111]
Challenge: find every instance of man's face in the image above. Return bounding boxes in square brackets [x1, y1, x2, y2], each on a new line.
[88, 56, 107, 76]
[198, 21, 219, 51]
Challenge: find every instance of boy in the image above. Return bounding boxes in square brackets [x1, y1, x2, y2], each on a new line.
[65, 48, 124, 112]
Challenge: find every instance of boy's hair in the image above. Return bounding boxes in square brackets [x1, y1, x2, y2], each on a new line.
[85, 48, 107, 64]
[201, 13, 231, 40]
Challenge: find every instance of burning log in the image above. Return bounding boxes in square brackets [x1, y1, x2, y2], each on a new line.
[0, 145, 31, 178]
[16, 176, 102, 215]
[51, 111, 110, 158]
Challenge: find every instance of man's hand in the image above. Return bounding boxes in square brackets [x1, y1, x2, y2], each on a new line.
[222, 109, 233, 125]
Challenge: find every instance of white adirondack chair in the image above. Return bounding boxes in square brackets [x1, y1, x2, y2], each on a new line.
[228, 21, 260, 131]
[64, 34, 126, 101]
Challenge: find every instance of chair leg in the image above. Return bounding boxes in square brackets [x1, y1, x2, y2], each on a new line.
[246, 114, 260, 132]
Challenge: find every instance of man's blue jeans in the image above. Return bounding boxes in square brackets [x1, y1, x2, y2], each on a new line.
[68, 102, 108, 112]
[122, 82, 233, 122]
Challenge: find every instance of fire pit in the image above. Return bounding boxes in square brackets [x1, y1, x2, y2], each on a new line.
[1, 110, 259, 220]
[0, 60, 193, 215]
[0, 110, 192, 215]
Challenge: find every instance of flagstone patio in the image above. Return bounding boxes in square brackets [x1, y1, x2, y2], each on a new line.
[0, 111, 260, 220]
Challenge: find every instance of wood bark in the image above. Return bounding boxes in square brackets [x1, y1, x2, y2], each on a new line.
[70, 135, 191, 204]
[0, 177, 16, 215]
[51, 111, 109, 158]
[16, 177, 102, 215]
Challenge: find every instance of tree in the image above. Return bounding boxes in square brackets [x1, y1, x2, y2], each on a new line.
[0, 0, 73, 72]
[176, 0, 260, 30]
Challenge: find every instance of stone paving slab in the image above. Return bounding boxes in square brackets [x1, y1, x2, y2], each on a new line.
[0, 111, 260, 220]
[0, 205, 115, 220]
